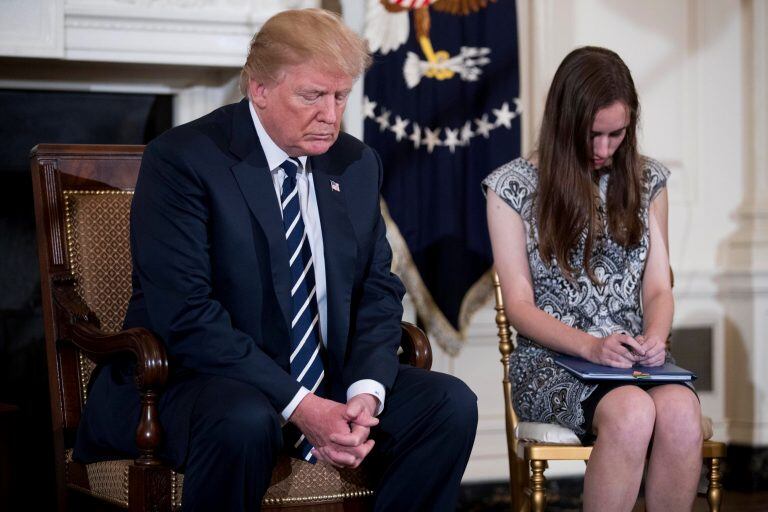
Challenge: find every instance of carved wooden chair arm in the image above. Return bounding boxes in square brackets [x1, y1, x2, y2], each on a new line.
[52, 276, 168, 464]
[52, 277, 169, 390]
[399, 321, 433, 370]
[68, 324, 168, 465]
[68, 323, 169, 390]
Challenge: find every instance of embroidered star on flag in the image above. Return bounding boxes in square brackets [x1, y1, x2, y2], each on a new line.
[330, 180, 341, 192]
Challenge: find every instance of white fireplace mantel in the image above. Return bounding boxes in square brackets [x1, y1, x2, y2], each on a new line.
[0, 0, 320, 126]
[0, 0, 317, 66]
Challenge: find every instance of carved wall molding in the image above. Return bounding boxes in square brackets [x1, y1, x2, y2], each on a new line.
[69, 0, 250, 8]
[64, 0, 265, 22]
[1, 0, 320, 64]
[66, 0, 315, 10]
[63, 11, 256, 66]
[64, 17, 254, 36]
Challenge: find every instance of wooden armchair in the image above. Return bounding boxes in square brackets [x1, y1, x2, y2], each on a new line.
[492, 272, 726, 512]
[30, 144, 433, 512]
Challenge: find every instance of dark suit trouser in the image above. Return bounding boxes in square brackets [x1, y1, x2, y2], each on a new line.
[177, 366, 478, 512]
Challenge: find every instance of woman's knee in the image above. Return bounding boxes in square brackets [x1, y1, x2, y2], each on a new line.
[593, 386, 656, 447]
[650, 386, 702, 447]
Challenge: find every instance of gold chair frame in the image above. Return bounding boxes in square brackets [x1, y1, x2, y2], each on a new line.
[492, 272, 726, 512]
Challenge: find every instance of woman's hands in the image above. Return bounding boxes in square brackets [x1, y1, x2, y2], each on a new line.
[586, 332, 667, 368]
[587, 332, 646, 368]
[635, 334, 666, 367]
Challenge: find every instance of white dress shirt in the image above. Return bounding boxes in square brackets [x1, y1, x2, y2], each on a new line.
[248, 102, 385, 420]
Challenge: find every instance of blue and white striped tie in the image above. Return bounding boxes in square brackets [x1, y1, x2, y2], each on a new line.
[280, 158, 325, 463]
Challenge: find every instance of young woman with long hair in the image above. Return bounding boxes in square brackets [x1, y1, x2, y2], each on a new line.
[484, 46, 702, 511]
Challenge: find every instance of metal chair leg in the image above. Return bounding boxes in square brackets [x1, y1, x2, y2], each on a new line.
[509, 455, 528, 512]
[529, 460, 547, 512]
[706, 457, 723, 512]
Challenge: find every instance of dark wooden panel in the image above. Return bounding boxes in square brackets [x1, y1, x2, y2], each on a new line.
[34, 145, 144, 191]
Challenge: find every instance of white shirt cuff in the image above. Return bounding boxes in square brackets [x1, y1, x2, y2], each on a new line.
[347, 379, 386, 416]
[280, 386, 310, 423]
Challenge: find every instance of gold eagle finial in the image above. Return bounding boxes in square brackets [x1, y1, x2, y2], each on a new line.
[378, 0, 496, 80]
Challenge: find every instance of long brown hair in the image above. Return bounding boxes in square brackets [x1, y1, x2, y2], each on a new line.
[536, 46, 643, 282]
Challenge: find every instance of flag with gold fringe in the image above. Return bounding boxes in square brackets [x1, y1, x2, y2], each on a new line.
[363, 0, 521, 354]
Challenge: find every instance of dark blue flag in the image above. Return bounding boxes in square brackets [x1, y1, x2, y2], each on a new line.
[363, 0, 521, 353]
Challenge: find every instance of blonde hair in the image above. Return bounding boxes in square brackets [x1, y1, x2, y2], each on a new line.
[239, 8, 372, 96]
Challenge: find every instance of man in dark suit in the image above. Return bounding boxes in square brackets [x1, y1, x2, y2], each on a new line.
[74, 8, 477, 511]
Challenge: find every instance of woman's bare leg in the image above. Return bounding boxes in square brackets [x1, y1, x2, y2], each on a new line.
[583, 386, 656, 512]
[644, 385, 702, 511]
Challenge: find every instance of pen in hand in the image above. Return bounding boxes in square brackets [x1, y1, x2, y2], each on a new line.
[619, 331, 645, 361]
[621, 342, 638, 356]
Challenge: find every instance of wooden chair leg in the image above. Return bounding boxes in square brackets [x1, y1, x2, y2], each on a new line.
[705, 457, 723, 512]
[529, 460, 547, 512]
[129, 465, 171, 512]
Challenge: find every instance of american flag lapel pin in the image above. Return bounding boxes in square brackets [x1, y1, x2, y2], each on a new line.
[330, 180, 341, 192]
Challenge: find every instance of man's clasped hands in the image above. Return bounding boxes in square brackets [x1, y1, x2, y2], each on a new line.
[290, 392, 380, 468]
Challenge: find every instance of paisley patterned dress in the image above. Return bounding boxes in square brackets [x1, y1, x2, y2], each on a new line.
[482, 156, 670, 435]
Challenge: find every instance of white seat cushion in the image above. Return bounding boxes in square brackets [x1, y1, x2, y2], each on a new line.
[515, 422, 581, 445]
[514, 415, 714, 447]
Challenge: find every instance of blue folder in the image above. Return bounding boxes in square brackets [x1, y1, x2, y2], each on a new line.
[554, 355, 697, 382]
